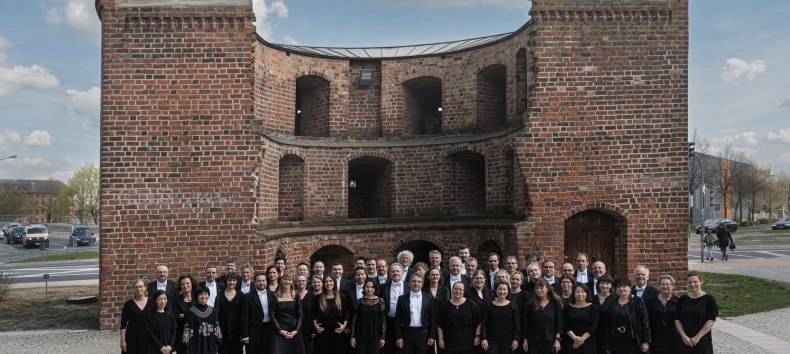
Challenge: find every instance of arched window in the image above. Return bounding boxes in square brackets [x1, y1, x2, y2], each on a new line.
[477, 64, 507, 129]
[348, 156, 393, 219]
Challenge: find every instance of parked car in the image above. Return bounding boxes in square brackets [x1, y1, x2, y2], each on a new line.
[6, 225, 25, 244]
[695, 218, 738, 234]
[13, 218, 30, 227]
[23, 224, 49, 248]
[772, 217, 790, 230]
[2, 222, 21, 237]
[71, 225, 96, 246]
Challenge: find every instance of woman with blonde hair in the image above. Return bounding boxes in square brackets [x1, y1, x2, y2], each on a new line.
[272, 271, 306, 354]
[312, 276, 349, 354]
[120, 278, 154, 354]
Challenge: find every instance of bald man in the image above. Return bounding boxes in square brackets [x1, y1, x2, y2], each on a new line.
[147, 265, 177, 301]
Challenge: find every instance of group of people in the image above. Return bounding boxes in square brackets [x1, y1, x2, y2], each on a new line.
[119, 247, 717, 354]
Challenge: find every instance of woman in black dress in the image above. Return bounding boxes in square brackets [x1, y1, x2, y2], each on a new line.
[480, 281, 520, 354]
[508, 272, 528, 354]
[173, 274, 196, 354]
[561, 284, 598, 354]
[522, 278, 563, 354]
[120, 278, 154, 354]
[437, 282, 482, 354]
[267, 265, 281, 292]
[674, 271, 717, 354]
[522, 263, 542, 300]
[646, 275, 679, 354]
[272, 271, 306, 354]
[296, 274, 316, 354]
[350, 279, 386, 354]
[604, 278, 649, 354]
[217, 273, 243, 354]
[465, 270, 492, 310]
[593, 275, 614, 354]
[146, 290, 177, 354]
[312, 276, 349, 354]
[182, 286, 223, 354]
[426, 268, 450, 305]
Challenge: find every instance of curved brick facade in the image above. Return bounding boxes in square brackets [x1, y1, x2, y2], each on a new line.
[96, 0, 689, 329]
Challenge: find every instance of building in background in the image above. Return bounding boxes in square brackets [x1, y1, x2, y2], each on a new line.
[0, 179, 67, 223]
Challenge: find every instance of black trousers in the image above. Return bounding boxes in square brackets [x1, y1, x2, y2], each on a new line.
[400, 327, 429, 354]
[383, 317, 397, 354]
[246, 323, 272, 354]
[486, 340, 512, 354]
[355, 338, 381, 354]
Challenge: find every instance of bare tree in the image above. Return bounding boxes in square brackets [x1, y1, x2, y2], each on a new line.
[764, 175, 781, 219]
[0, 271, 15, 303]
[688, 129, 712, 192]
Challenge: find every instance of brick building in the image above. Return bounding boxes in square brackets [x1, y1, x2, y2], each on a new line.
[0, 179, 66, 222]
[96, 0, 689, 328]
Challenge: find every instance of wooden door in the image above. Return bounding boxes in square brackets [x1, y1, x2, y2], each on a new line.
[564, 210, 617, 270]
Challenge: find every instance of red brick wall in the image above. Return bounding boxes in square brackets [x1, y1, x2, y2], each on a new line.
[347, 61, 382, 137]
[278, 155, 305, 221]
[477, 64, 507, 130]
[97, 0, 260, 329]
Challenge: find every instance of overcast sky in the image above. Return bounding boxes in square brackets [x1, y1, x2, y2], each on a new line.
[0, 0, 788, 182]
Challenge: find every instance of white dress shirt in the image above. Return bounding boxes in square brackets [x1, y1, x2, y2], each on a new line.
[635, 285, 646, 298]
[240, 281, 251, 294]
[257, 289, 271, 322]
[449, 274, 463, 288]
[576, 269, 589, 283]
[355, 283, 364, 299]
[388, 281, 403, 318]
[205, 281, 217, 306]
[409, 291, 422, 327]
[156, 280, 168, 291]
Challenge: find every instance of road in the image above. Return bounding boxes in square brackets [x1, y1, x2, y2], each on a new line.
[0, 223, 98, 263]
[687, 247, 790, 262]
[0, 259, 98, 286]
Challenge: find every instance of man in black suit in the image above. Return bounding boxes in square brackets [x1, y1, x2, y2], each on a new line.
[483, 253, 501, 289]
[375, 259, 389, 285]
[541, 260, 562, 293]
[573, 252, 595, 291]
[332, 263, 353, 293]
[146, 265, 177, 301]
[198, 265, 226, 307]
[379, 263, 405, 354]
[345, 266, 368, 303]
[444, 256, 470, 289]
[239, 264, 255, 295]
[398, 250, 415, 282]
[591, 261, 606, 295]
[395, 274, 436, 354]
[632, 265, 660, 300]
[312, 260, 326, 279]
[241, 272, 275, 354]
[365, 257, 378, 280]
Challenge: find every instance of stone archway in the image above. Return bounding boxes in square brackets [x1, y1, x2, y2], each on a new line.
[394, 240, 442, 266]
[564, 209, 625, 276]
[310, 245, 355, 275]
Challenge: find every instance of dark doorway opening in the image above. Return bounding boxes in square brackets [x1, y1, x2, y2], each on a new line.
[477, 64, 507, 130]
[295, 75, 330, 137]
[395, 240, 442, 267]
[403, 76, 442, 135]
[348, 156, 392, 219]
[311, 245, 354, 276]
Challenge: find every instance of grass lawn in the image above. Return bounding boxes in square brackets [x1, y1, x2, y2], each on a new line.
[9, 251, 99, 263]
[699, 271, 790, 317]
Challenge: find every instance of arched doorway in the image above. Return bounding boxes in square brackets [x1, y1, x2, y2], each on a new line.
[476, 240, 503, 261]
[564, 210, 623, 275]
[310, 245, 354, 276]
[394, 240, 441, 266]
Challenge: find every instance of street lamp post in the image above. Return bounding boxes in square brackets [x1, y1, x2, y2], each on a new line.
[0, 154, 17, 162]
[689, 143, 706, 263]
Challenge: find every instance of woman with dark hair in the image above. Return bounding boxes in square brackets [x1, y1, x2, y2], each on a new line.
[561, 284, 598, 354]
[273, 271, 306, 354]
[426, 268, 451, 304]
[350, 279, 387, 354]
[183, 286, 223, 354]
[558, 275, 577, 305]
[480, 281, 520, 354]
[604, 278, 650, 354]
[312, 276, 349, 354]
[508, 272, 528, 354]
[217, 273, 243, 354]
[120, 278, 153, 354]
[522, 278, 563, 354]
[437, 281, 482, 354]
[465, 270, 493, 310]
[646, 275, 679, 354]
[147, 290, 177, 354]
[267, 265, 281, 292]
[675, 271, 717, 354]
[296, 274, 316, 354]
[593, 275, 614, 354]
[174, 274, 197, 354]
